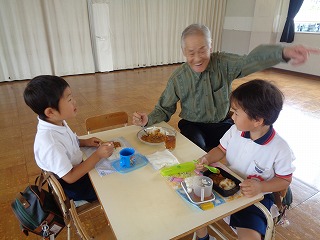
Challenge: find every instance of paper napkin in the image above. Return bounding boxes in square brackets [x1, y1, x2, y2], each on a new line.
[146, 149, 179, 170]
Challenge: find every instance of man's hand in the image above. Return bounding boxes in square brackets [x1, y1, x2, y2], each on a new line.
[133, 111, 148, 126]
[283, 45, 320, 66]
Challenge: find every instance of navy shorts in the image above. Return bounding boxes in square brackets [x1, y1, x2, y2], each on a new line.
[229, 194, 274, 236]
[58, 173, 98, 202]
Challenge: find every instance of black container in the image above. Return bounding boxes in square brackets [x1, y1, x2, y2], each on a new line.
[203, 167, 241, 197]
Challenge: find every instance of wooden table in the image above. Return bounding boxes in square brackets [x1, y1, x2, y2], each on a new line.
[81, 122, 273, 240]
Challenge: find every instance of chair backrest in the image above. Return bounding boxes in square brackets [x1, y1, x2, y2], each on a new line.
[45, 171, 70, 221]
[85, 111, 128, 134]
[69, 199, 92, 240]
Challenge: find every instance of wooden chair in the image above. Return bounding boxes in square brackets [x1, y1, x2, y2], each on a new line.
[44, 172, 101, 239]
[85, 111, 128, 134]
[45, 171, 72, 240]
[69, 199, 114, 240]
[191, 190, 290, 240]
[192, 203, 274, 240]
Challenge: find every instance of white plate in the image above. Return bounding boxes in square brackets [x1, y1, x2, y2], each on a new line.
[137, 126, 173, 145]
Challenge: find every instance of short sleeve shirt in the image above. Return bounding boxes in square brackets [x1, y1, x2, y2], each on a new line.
[220, 125, 296, 181]
[34, 118, 83, 178]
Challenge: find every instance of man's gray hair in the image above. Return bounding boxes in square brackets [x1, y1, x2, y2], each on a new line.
[181, 24, 212, 50]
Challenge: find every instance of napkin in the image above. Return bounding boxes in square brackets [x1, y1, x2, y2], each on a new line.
[146, 149, 179, 170]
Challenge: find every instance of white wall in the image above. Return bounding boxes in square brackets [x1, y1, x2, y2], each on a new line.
[221, 0, 320, 76]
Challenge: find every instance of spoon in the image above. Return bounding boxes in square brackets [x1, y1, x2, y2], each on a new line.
[141, 126, 148, 134]
[193, 160, 220, 174]
[203, 164, 220, 174]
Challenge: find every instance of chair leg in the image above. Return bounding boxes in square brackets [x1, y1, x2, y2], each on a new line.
[192, 231, 197, 240]
[208, 224, 231, 240]
[67, 224, 71, 240]
[192, 203, 273, 240]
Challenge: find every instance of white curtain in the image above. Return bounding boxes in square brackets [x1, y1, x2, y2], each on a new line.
[0, 0, 94, 81]
[107, 0, 226, 70]
[0, 0, 226, 81]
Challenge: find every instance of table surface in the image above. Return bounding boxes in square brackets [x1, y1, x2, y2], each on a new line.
[81, 122, 263, 240]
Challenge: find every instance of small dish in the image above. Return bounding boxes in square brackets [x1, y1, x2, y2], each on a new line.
[203, 167, 241, 197]
[137, 126, 173, 145]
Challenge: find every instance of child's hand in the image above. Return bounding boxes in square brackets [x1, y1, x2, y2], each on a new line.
[239, 179, 262, 198]
[95, 142, 114, 159]
[195, 156, 209, 171]
[82, 137, 103, 147]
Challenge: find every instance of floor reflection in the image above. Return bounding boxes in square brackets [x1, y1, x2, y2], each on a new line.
[274, 105, 320, 190]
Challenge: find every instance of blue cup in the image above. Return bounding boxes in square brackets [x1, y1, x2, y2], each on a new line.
[119, 148, 135, 168]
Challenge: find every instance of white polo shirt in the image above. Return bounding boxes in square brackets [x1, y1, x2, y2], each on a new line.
[220, 125, 295, 182]
[34, 118, 83, 178]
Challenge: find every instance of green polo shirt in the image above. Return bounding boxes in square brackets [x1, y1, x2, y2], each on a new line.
[147, 44, 285, 126]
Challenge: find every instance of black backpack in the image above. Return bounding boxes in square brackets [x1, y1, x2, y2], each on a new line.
[11, 172, 65, 239]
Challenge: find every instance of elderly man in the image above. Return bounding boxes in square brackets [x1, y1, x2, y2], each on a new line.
[133, 23, 320, 152]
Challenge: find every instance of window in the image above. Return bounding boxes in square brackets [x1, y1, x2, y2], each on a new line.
[295, 0, 320, 33]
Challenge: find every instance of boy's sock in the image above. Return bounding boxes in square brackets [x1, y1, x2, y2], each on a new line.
[198, 235, 216, 240]
[198, 234, 209, 240]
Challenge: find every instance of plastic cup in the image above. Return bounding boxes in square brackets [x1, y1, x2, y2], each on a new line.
[165, 129, 176, 151]
[119, 148, 135, 168]
[192, 176, 213, 201]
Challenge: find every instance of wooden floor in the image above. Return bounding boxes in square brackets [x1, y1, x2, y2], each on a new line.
[1, 65, 320, 239]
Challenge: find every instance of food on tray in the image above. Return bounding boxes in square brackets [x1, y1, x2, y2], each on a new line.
[209, 174, 225, 185]
[219, 178, 236, 190]
[200, 202, 214, 210]
[113, 141, 121, 148]
[141, 128, 165, 143]
[209, 174, 236, 190]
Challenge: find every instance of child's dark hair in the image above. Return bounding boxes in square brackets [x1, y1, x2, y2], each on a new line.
[23, 75, 69, 120]
[230, 79, 284, 125]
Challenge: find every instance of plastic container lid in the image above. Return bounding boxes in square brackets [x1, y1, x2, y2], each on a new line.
[160, 162, 195, 176]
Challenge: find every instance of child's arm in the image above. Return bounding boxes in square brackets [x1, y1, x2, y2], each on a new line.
[240, 176, 292, 198]
[195, 145, 226, 171]
[79, 137, 102, 147]
[62, 143, 114, 184]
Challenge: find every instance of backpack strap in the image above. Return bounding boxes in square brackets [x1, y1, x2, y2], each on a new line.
[35, 171, 52, 192]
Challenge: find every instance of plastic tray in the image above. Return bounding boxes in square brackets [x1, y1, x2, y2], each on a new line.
[181, 181, 215, 205]
[203, 167, 241, 197]
[112, 153, 148, 174]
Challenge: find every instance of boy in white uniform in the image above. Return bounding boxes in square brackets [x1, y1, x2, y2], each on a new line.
[195, 79, 295, 240]
[24, 75, 114, 202]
